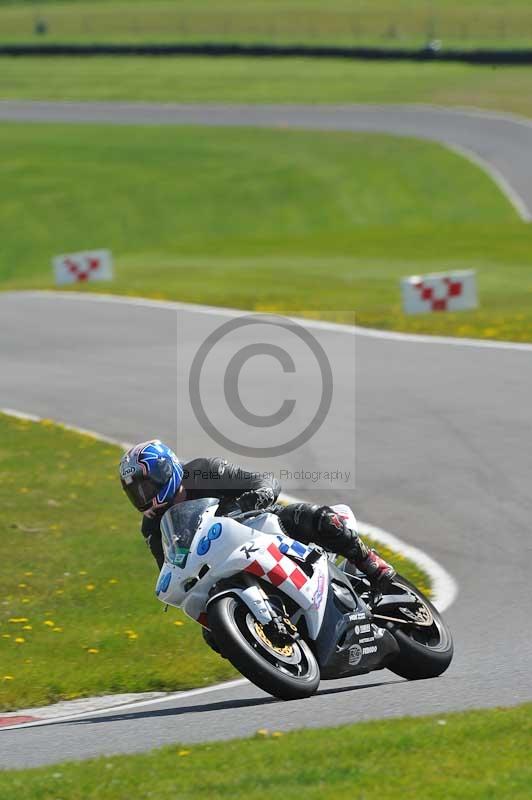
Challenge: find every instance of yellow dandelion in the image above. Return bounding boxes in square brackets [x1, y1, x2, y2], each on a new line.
[19, 487, 30, 494]
[22, 625, 32, 631]
[2, 676, 14, 681]
[271, 732, 284, 738]
[18, 583, 28, 589]
[24, 572, 33, 577]
[2, 634, 11, 639]
[174, 621, 184, 627]
[15, 637, 25, 644]
[55, 589, 64, 595]
[177, 750, 191, 757]
[86, 584, 95, 591]
[22, 598, 30, 604]
[48, 525, 60, 532]
[8, 618, 28, 624]
[79, 570, 87, 576]
[108, 578, 119, 585]
[87, 648, 99, 654]
[53, 627, 63, 633]
[256, 729, 269, 737]
[44, 620, 55, 627]
[128, 633, 138, 640]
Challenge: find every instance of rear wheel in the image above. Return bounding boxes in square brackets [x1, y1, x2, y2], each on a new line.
[383, 576, 453, 680]
[207, 595, 320, 700]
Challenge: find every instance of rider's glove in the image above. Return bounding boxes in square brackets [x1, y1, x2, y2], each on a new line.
[237, 487, 275, 512]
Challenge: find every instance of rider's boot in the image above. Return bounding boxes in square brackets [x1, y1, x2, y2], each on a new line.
[347, 541, 397, 585]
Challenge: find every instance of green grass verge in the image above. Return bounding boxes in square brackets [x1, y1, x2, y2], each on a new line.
[0, 412, 429, 710]
[2, 57, 532, 122]
[1, 0, 532, 49]
[1, 704, 531, 798]
[2, 121, 532, 342]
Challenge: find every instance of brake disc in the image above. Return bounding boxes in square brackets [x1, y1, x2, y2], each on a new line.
[399, 603, 434, 627]
[245, 615, 301, 664]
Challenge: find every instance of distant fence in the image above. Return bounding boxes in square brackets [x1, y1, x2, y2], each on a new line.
[2, 42, 532, 64]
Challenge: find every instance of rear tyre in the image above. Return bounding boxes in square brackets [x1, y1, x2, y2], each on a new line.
[207, 595, 320, 701]
[385, 576, 453, 680]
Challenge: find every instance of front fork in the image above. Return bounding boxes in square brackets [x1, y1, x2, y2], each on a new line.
[207, 574, 299, 643]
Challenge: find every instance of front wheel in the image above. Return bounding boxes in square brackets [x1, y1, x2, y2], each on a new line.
[383, 576, 454, 680]
[207, 595, 320, 701]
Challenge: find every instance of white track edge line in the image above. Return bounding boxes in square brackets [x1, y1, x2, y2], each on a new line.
[0, 679, 249, 732]
[0, 408, 131, 449]
[0, 409, 458, 732]
[9, 290, 532, 352]
[443, 142, 531, 223]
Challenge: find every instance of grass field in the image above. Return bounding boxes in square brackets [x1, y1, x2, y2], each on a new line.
[0, 413, 232, 709]
[2, 121, 532, 342]
[2, 57, 532, 122]
[1, 704, 530, 798]
[0, 413, 428, 710]
[1, 0, 532, 49]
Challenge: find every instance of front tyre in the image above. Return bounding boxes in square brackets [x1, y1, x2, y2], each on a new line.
[207, 595, 320, 701]
[384, 576, 454, 680]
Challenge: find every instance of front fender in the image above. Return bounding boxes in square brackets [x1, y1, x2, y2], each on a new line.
[206, 584, 274, 625]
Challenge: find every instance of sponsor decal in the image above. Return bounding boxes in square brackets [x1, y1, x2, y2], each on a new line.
[155, 571, 172, 596]
[348, 644, 363, 666]
[348, 612, 367, 622]
[354, 623, 372, 635]
[362, 645, 378, 655]
[359, 636, 375, 644]
[312, 574, 326, 609]
[240, 544, 260, 560]
[172, 547, 190, 568]
[197, 522, 223, 556]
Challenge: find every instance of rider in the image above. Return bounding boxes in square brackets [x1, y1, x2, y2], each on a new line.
[119, 440, 395, 584]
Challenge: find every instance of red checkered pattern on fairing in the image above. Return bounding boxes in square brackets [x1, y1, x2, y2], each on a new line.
[244, 541, 308, 590]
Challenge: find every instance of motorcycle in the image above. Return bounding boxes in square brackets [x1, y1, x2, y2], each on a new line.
[156, 497, 453, 700]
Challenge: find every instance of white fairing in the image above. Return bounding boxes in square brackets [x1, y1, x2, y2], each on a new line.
[156, 503, 358, 640]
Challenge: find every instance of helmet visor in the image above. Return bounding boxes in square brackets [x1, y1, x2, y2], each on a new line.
[121, 475, 162, 512]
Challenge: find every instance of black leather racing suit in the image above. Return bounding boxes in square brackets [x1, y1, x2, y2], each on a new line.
[141, 456, 364, 570]
[142, 457, 280, 569]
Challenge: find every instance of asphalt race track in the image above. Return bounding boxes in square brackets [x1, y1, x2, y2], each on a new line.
[1, 101, 532, 220]
[1, 102, 532, 768]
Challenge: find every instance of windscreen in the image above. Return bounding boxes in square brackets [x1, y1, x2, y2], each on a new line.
[160, 498, 218, 567]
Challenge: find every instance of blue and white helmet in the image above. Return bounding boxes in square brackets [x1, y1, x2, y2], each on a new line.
[119, 440, 184, 513]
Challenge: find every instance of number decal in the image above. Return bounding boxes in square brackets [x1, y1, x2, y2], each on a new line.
[155, 571, 172, 596]
[196, 523, 222, 556]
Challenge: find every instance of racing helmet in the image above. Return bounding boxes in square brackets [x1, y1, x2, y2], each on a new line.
[119, 440, 184, 513]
